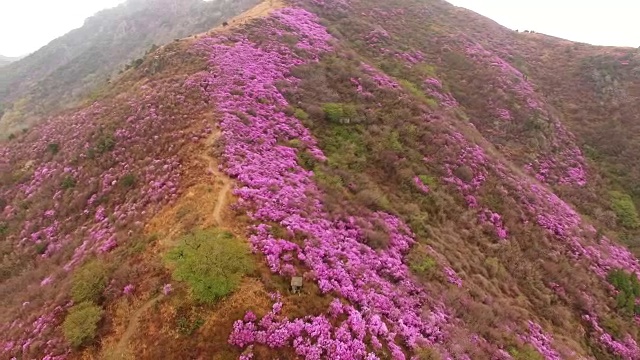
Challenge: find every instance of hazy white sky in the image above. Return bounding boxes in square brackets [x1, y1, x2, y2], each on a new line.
[0, 0, 126, 57]
[0, 0, 639, 56]
[447, 0, 640, 47]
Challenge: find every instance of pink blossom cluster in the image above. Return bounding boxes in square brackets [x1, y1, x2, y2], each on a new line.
[350, 77, 374, 98]
[443, 267, 463, 288]
[496, 108, 512, 121]
[361, 63, 401, 90]
[520, 321, 562, 360]
[413, 176, 430, 193]
[123, 284, 135, 295]
[190, 7, 475, 358]
[230, 296, 415, 359]
[365, 26, 391, 45]
[525, 148, 587, 187]
[395, 50, 425, 65]
[162, 283, 173, 296]
[462, 40, 587, 187]
[436, 131, 508, 239]
[464, 42, 540, 111]
[479, 210, 508, 240]
[583, 313, 640, 358]
[423, 77, 459, 109]
[2, 303, 70, 358]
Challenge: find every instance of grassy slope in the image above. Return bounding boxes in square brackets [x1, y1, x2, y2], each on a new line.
[437, 1, 640, 253]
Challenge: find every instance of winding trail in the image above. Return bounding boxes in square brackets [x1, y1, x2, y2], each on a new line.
[104, 0, 284, 356]
[201, 129, 232, 227]
[213, 181, 232, 226]
[111, 295, 163, 358]
[111, 131, 232, 356]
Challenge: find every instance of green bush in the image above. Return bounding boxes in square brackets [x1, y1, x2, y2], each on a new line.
[166, 229, 254, 303]
[324, 125, 367, 171]
[607, 269, 640, 316]
[61, 176, 76, 189]
[293, 108, 310, 121]
[47, 143, 60, 155]
[415, 348, 442, 360]
[364, 229, 390, 250]
[508, 345, 544, 360]
[96, 133, 116, 154]
[62, 302, 103, 348]
[0, 222, 8, 236]
[71, 261, 108, 303]
[610, 191, 640, 229]
[398, 78, 438, 108]
[35, 242, 48, 255]
[322, 103, 357, 123]
[415, 63, 437, 77]
[323, 103, 344, 122]
[386, 131, 403, 151]
[355, 188, 391, 211]
[314, 169, 344, 192]
[418, 175, 438, 189]
[120, 173, 136, 188]
[298, 151, 317, 171]
[409, 255, 437, 274]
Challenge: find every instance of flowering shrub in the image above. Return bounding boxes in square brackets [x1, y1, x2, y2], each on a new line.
[423, 77, 458, 109]
[123, 284, 135, 296]
[519, 322, 561, 360]
[366, 27, 391, 45]
[583, 313, 640, 358]
[414, 176, 431, 193]
[162, 283, 173, 296]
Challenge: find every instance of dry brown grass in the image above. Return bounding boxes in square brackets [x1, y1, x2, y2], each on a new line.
[204, 0, 287, 36]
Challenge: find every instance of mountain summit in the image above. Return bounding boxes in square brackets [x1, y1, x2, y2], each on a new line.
[1, 0, 640, 359]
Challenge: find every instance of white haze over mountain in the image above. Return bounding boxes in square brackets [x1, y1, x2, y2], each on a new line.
[1, 0, 638, 57]
[0, 0, 127, 57]
[447, 0, 640, 47]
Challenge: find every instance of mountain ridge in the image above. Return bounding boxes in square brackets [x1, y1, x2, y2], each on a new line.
[0, 0, 261, 137]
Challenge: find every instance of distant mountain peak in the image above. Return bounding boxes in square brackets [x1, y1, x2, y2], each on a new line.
[0, 0, 261, 135]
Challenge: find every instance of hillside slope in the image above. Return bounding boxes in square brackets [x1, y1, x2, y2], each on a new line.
[1, 0, 640, 359]
[0, 0, 260, 137]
